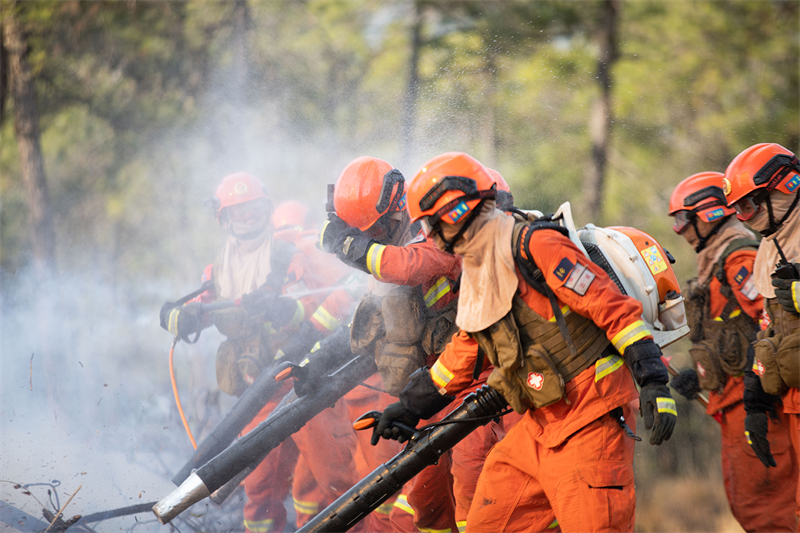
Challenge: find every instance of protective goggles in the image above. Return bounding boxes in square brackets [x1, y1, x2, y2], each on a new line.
[733, 189, 769, 221]
[672, 211, 691, 234]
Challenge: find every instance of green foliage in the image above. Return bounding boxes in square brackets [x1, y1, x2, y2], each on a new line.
[1, 0, 796, 289]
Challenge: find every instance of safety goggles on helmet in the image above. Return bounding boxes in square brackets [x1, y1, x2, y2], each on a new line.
[672, 211, 691, 234]
[732, 189, 769, 221]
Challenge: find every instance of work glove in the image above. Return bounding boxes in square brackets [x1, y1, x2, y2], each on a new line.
[745, 411, 777, 467]
[772, 277, 800, 316]
[333, 228, 376, 273]
[639, 383, 677, 445]
[160, 301, 203, 342]
[275, 320, 324, 364]
[240, 287, 278, 317]
[371, 402, 419, 446]
[670, 368, 702, 401]
[320, 212, 350, 253]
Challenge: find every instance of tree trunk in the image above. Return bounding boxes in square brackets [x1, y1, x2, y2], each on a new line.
[400, 0, 423, 168]
[585, 0, 619, 222]
[2, 1, 56, 273]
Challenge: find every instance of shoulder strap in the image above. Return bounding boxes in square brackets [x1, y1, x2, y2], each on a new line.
[714, 238, 760, 286]
[512, 220, 577, 356]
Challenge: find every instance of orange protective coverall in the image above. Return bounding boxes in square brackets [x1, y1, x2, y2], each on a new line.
[364, 235, 504, 533]
[701, 249, 797, 532]
[430, 229, 649, 532]
[201, 239, 363, 533]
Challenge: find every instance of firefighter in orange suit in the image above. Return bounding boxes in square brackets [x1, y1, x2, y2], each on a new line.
[160, 175, 361, 533]
[725, 143, 800, 526]
[320, 156, 505, 533]
[273, 199, 403, 530]
[668, 172, 797, 532]
[370, 152, 678, 532]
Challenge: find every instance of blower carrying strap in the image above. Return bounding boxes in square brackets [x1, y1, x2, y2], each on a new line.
[513, 220, 578, 356]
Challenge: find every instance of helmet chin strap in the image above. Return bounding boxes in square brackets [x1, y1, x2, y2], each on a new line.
[759, 192, 799, 237]
[692, 215, 729, 253]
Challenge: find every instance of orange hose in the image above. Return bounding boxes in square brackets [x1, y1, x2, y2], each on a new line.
[169, 337, 197, 449]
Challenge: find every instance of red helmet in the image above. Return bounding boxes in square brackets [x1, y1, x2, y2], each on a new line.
[210, 172, 270, 219]
[407, 152, 496, 225]
[724, 143, 800, 220]
[273, 200, 309, 230]
[333, 157, 406, 231]
[487, 168, 510, 193]
[668, 172, 735, 233]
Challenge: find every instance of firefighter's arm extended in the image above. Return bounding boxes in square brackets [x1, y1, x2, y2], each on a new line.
[526, 229, 675, 445]
[364, 237, 462, 287]
[159, 264, 216, 341]
[371, 331, 482, 444]
[723, 250, 764, 320]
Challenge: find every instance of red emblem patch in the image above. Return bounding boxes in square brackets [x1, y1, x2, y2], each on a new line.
[527, 372, 544, 391]
[755, 359, 766, 377]
[696, 362, 706, 378]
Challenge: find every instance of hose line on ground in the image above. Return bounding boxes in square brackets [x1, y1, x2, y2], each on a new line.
[169, 336, 197, 449]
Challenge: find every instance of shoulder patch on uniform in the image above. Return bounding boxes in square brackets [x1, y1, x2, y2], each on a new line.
[733, 266, 749, 285]
[553, 257, 574, 282]
[564, 262, 595, 295]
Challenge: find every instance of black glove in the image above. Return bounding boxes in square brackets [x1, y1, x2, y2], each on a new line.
[772, 277, 799, 316]
[160, 301, 203, 342]
[333, 227, 376, 273]
[276, 321, 324, 364]
[320, 213, 350, 253]
[745, 412, 777, 467]
[240, 287, 278, 317]
[371, 402, 420, 446]
[671, 368, 702, 401]
[639, 383, 677, 445]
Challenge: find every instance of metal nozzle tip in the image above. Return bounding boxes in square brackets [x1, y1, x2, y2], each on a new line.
[152, 472, 211, 524]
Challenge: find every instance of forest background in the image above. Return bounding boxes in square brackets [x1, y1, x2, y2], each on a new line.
[1, 1, 798, 531]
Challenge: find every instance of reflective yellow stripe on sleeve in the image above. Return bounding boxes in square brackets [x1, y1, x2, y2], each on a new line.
[312, 305, 341, 331]
[595, 354, 624, 382]
[366, 244, 386, 279]
[243, 518, 275, 533]
[793, 281, 800, 314]
[375, 500, 394, 516]
[611, 320, 651, 354]
[420, 528, 452, 533]
[293, 498, 319, 516]
[424, 276, 451, 308]
[548, 519, 559, 529]
[457, 521, 467, 533]
[713, 308, 742, 321]
[393, 494, 414, 515]
[430, 359, 454, 392]
[168, 308, 180, 335]
[289, 299, 305, 327]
